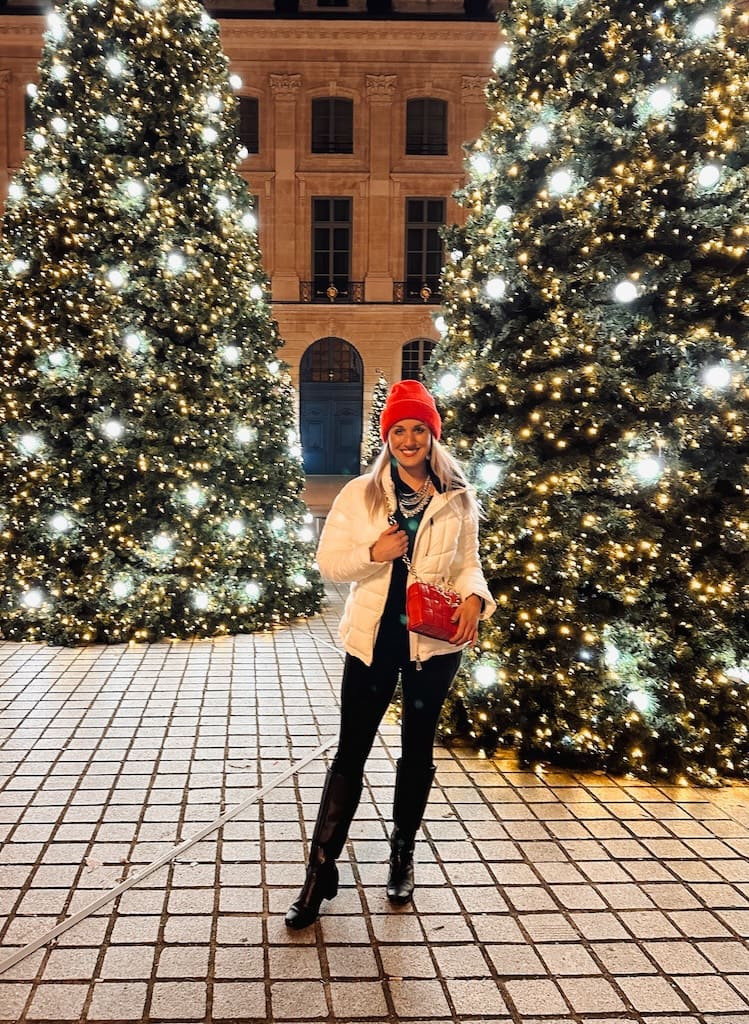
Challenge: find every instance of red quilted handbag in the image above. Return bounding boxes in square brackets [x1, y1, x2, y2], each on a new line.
[406, 580, 461, 641]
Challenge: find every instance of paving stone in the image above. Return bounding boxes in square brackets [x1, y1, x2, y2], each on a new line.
[504, 977, 570, 1017]
[26, 982, 88, 1020]
[87, 981, 148, 1020]
[270, 980, 328, 1019]
[387, 978, 451, 1018]
[212, 981, 267, 1020]
[150, 980, 208, 1019]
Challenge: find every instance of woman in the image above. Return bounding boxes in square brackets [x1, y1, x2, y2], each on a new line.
[285, 379, 495, 929]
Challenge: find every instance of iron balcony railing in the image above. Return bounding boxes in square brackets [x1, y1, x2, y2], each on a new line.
[300, 280, 365, 303]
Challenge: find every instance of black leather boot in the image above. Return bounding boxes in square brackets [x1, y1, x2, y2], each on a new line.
[285, 768, 361, 929]
[386, 760, 436, 904]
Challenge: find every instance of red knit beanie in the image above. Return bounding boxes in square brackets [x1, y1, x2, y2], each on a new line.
[380, 380, 442, 441]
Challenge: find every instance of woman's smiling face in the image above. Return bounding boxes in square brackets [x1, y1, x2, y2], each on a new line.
[387, 419, 431, 472]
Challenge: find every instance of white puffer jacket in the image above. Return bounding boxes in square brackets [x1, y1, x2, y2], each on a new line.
[316, 469, 496, 667]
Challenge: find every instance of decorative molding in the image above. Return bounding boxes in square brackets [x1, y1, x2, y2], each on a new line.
[366, 75, 397, 102]
[0, 71, 11, 99]
[462, 75, 488, 102]
[269, 72, 302, 98]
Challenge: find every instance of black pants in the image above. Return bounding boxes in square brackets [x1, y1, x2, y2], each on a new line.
[332, 629, 462, 780]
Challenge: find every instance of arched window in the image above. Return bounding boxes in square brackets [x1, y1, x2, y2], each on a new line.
[301, 337, 362, 383]
[311, 97, 354, 154]
[406, 98, 448, 156]
[401, 338, 436, 381]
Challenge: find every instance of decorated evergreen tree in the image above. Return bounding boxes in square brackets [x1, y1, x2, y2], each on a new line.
[433, 0, 749, 782]
[0, 0, 322, 643]
[363, 370, 389, 464]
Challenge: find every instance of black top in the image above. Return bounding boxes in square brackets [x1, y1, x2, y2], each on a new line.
[378, 461, 443, 646]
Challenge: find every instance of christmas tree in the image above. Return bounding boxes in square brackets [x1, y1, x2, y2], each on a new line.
[0, 0, 322, 644]
[432, 0, 749, 783]
[363, 370, 389, 464]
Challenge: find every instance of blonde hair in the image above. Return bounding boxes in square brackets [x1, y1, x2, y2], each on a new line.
[363, 434, 477, 520]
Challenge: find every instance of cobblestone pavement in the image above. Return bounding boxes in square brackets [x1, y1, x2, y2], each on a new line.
[1, 583, 749, 1024]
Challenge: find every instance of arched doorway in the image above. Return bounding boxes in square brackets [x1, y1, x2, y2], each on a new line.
[299, 337, 363, 475]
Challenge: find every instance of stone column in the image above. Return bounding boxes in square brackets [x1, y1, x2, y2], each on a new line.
[364, 74, 397, 303]
[461, 74, 489, 149]
[269, 72, 302, 301]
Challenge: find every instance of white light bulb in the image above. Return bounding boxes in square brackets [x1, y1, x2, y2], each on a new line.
[32, 133, 47, 151]
[244, 581, 261, 601]
[241, 212, 257, 231]
[268, 360, 281, 375]
[450, 249, 463, 263]
[633, 455, 663, 484]
[205, 93, 223, 113]
[270, 516, 285, 534]
[627, 689, 652, 714]
[297, 527, 314, 543]
[215, 194, 231, 213]
[139, 0, 159, 8]
[40, 174, 60, 195]
[696, 163, 721, 189]
[102, 419, 124, 440]
[123, 331, 143, 353]
[26, 82, 38, 98]
[237, 146, 249, 161]
[166, 251, 186, 273]
[486, 276, 507, 300]
[202, 126, 219, 144]
[222, 345, 240, 365]
[185, 485, 204, 506]
[229, 73, 243, 90]
[9, 259, 29, 277]
[438, 372, 459, 395]
[107, 268, 126, 288]
[201, 11, 214, 29]
[702, 364, 732, 390]
[614, 280, 638, 303]
[470, 153, 492, 177]
[227, 518, 244, 537]
[8, 183, 25, 201]
[50, 513, 72, 533]
[292, 572, 309, 587]
[494, 44, 512, 68]
[48, 349, 66, 367]
[103, 115, 120, 133]
[494, 204, 513, 222]
[51, 117, 68, 135]
[193, 591, 210, 610]
[46, 11, 67, 41]
[105, 56, 124, 77]
[21, 588, 45, 610]
[649, 86, 673, 112]
[124, 179, 145, 199]
[604, 643, 620, 668]
[19, 433, 42, 455]
[693, 15, 717, 39]
[434, 316, 448, 335]
[549, 168, 573, 194]
[473, 662, 497, 687]
[250, 284, 264, 301]
[51, 64, 68, 82]
[478, 462, 502, 486]
[528, 124, 550, 148]
[152, 534, 172, 552]
[112, 578, 132, 599]
[235, 424, 256, 445]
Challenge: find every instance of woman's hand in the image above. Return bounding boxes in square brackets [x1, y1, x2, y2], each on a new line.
[369, 523, 408, 563]
[449, 594, 482, 645]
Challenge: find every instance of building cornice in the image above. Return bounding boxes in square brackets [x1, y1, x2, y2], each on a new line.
[0, 14, 497, 59]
